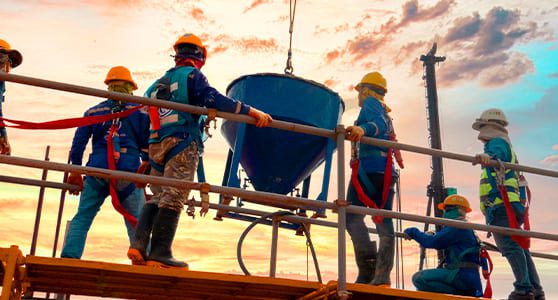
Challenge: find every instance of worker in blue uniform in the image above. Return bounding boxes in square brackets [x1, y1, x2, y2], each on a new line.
[127, 33, 272, 269]
[0, 38, 23, 155]
[345, 71, 397, 286]
[404, 194, 483, 297]
[62, 66, 150, 259]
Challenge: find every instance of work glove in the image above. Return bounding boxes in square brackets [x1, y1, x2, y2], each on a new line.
[0, 136, 11, 155]
[135, 161, 151, 188]
[403, 227, 419, 240]
[474, 153, 492, 166]
[346, 126, 365, 142]
[66, 172, 84, 195]
[248, 107, 273, 128]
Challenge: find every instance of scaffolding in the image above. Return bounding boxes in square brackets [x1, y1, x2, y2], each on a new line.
[1, 72, 557, 299]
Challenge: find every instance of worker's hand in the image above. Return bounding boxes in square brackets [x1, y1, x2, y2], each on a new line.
[403, 233, 412, 240]
[346, 126, 365, 142]
[403, 227, 418, 240]
[425, 230, 435, 236]
[135, 161, 151, 188]
[200, 201, 209, 217]
[248, 107, 273, 128]
[474, 153, 492, 166]
[0, 136, 11, 155]
[66, 172, 84, 195]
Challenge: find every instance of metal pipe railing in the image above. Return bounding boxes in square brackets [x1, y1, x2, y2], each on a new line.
[335, 126, 348, 299]
[203, 202, 558, 261]
[1, 72, 557, 178]
[0, 175, 79, 192]
[2, 154, 557, 242]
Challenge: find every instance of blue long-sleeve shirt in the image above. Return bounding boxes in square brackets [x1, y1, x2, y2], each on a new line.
[0, 81, 6, 137]
[484, 137, 512, 162]
[187, 68, 250, 114]
[405, 226, 483, 294]
[70, 100, 150, 173]
[356, 97, 392, 173]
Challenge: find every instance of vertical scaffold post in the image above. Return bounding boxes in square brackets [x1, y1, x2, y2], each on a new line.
[335, 125, 349, 299]
[270, 216, 280, 278]
[30, 145, 50, 256]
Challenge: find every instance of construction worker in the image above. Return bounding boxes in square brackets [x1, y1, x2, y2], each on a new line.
[0, 38, 22, 155]
[62, 66, 150, 259]
[473, 109, 544, 300]
[404, 195, 483, 297]
[127, 33, 272, 269]
[345, 71, 397, 286]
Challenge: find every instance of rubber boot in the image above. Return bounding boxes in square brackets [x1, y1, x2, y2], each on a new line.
[534, 289, 545, 300]
[354, 241, 377, 284]
[508, 291, 535, 300]
[127, 203, 158, 265]
[370, 236, 394, 286]
[146, 207, 188, 269]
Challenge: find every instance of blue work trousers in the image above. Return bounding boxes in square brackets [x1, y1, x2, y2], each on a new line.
[412, 268, 477, 296]
[489, 203, 542, 294]
[61, 177, 145, 258]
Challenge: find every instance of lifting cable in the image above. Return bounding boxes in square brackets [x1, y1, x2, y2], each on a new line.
[236, 210, 322, 283]
[284, 0, 297, 74]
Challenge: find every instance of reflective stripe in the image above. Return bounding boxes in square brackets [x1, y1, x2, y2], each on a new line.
[479, 147, 520, 213]
[170, 82, 179, 92]
[235, 101, 242, 114]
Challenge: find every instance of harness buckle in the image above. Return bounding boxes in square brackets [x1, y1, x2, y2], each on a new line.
[186, 196, 196, 219]
[199, 183, 211, 217]
[204, 109, 217, 139]
[494, 159, 506, 186]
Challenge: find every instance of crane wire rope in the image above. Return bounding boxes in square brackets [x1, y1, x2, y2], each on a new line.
[284, 0, 297, 74]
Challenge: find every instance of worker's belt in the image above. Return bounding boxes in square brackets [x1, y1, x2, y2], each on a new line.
[444, 262, 480, 269]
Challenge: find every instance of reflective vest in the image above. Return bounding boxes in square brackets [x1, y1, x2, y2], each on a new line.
[145, 66, 202, 146]
[479, 145, 520, 213]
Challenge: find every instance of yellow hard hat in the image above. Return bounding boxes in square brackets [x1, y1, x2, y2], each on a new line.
[0, 38, 23, 68]
[104, 66, 138, 90]
[472, 108, 508, 130]
[438, 194, 472, 213]
[355, 72, 387, 93]
[173, 33, 207, 60]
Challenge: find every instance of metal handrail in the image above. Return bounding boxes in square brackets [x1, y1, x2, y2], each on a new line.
[1, 72, 557, 178]
[1, 154, 557, 242]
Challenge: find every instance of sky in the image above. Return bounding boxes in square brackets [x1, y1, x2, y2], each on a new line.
[1, 0, 558, 298]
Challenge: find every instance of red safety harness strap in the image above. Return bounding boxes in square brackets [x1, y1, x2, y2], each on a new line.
[350, 148, 393, 224]
[498, 184, 530, 249]
[106, 123, 138, 227]
[0, 106, 143, 130]
[480, 248, 493, 298]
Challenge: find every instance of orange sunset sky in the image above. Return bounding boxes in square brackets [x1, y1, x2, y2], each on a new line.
[1, 0, 558, 299]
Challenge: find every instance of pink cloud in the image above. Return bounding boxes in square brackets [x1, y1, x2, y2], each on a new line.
[243, 0, 272, 14]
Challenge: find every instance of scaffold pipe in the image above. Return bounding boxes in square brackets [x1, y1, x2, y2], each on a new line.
[1, 154, 557, 242]
[1, 72, 557, 178]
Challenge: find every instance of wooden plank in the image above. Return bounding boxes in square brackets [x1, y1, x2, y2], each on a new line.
[346, 282, 489, 300]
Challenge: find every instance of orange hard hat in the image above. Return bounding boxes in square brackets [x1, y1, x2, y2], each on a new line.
[437, 194, 472, 213]
[104, 66, 137, 90]
[173, 33, 207, 60]
[0, 39, 23, 68]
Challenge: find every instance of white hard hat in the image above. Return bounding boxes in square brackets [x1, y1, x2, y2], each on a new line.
[472, 108, 508, 130]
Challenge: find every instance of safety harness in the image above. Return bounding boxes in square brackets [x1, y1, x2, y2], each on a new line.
[486, 160, 530, 249]
[441, 236, 493, 298]
[0, 105, 143, 227]
[349, 140, 393, 224]
[146, 67, 203, 173]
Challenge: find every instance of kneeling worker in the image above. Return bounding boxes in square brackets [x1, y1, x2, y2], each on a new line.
[404, 194, 483, 297]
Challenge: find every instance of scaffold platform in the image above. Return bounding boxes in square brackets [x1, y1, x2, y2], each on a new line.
[0, 246, 485, 300]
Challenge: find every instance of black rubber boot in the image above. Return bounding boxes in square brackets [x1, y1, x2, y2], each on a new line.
[508, 291, 535, 300]
[354, 241, 377, 284]
[370, 236, 395, 286]
[147, 207, 188, 269]
[534, 289, 545, 300]
[127, 203, 158, 265]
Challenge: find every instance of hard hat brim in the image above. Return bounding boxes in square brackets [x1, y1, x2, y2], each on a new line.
[0, 49, 22, 68]
[437, 202, 472, 213]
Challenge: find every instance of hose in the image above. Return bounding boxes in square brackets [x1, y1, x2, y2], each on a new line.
[236, 210, 322, 283]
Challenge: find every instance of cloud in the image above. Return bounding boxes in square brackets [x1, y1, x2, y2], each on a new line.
[243, 0, 272, 14]
[541, 155, 558, 166]
[189, 7, 207, 22]
[208, 34, 279, 55]
[322, 0, 455, 66]
[549, 72, 558, 78]
[434, 6, 552, 87]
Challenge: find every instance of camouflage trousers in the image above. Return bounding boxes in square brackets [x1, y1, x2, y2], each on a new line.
[148, 137, 199, 212]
